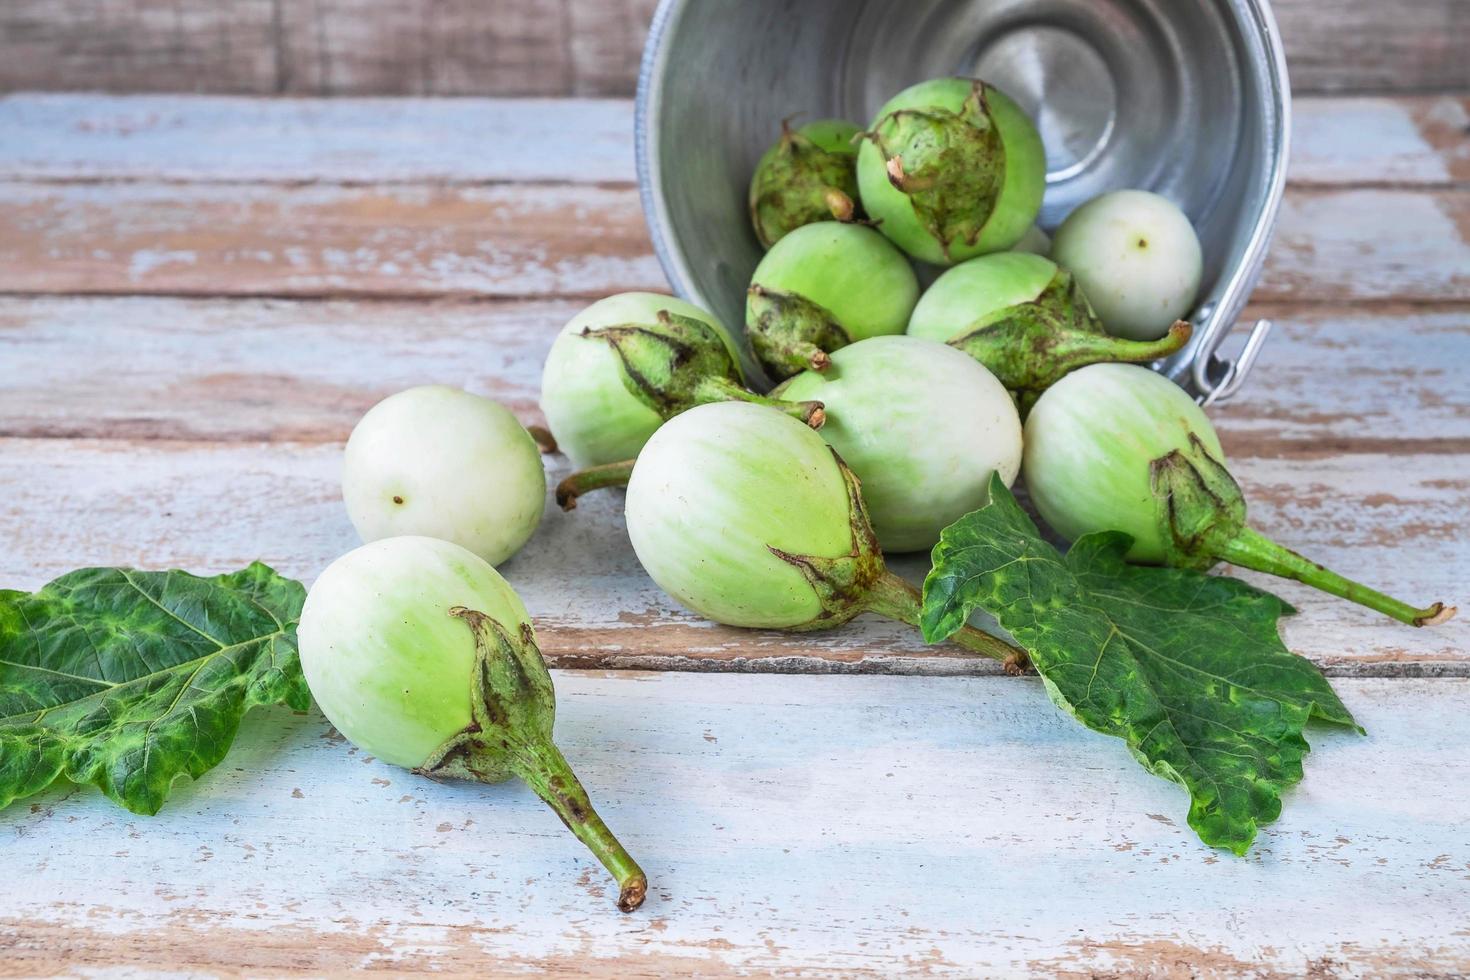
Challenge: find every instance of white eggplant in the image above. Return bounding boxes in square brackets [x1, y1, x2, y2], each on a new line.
[1024, 364, 1455, 627]
[775, 336, 1022, 553]
[342, 385, 544, 566]
[1050, 190, 1203, 341]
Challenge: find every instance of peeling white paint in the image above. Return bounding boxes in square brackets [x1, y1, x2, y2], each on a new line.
[126, 248, 197, 280]
[2, 675, 1467, 974]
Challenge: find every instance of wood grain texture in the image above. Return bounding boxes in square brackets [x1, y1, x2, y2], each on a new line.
[274, 0, 569, 97]
[274, 0, 660, 97]
[2, 297, 1466, 452]
[0, 296, 574, 441]
[1218, 306, 1470, 455]
[0, 0, 657, 98]
[1291, 95, 1470, 188]
[0, 181, 1462, 301]
[2, 673, 1468, 976]
[0, 0, 277, 95]
[0, 95, 1462, 302]
[0, 0, 1464, 97]
[1259, 189, 1470, 303]
[1272, 0, 1470, 95]
[3, 94, 1464, 189]
[0, 94, 640, 185]
[0, 181, 662, 299]
[0, 437, 1462, 676]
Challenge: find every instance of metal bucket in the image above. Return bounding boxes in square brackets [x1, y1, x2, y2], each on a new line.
[635, 0, 1289, 403]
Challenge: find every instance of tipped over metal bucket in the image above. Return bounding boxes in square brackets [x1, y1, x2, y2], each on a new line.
[635, 0, 1290, 403]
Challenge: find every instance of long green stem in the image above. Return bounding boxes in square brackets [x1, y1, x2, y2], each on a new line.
[556, 459, 636, 511]
[1050, 320, 1192, 371]
[516, 739, 648, 913]
[1218, 527, 1456, 627]
[865, 570, 1030, 673]
[695, 375, 826, 428]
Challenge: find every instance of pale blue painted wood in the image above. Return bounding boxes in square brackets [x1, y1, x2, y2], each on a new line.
[0, 436, 1464, 675]
[0, 94, 1460, 187]
[3, 673, 1467, 974]
[0, 94, 637, 184]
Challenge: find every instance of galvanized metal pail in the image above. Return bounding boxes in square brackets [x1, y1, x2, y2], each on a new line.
[635, 0, 1290, 403]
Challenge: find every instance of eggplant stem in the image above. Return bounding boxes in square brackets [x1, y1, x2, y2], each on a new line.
[1218, 527, 1457, 627]
[1053, 320, 1192, 368]
[556, 459, 636, 511]
[824, 187, 856, 222]
[694, 375, 825, 428]
[526, 425, 558, 454]
[1081, 321, 1193, 364]
[866, 570, 1030, 672]
[516, 740, 648, 912]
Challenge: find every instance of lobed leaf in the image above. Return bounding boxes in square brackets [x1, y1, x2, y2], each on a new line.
[0, 563, 308, 814]
[921, 476, 1358, 854]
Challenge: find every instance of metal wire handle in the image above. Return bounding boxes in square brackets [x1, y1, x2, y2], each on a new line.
[1190, 314, 1276, 407]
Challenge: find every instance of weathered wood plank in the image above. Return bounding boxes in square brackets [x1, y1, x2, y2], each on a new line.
[2, 94, 1463, 189]
[1291, 95, 1470, 188]
[2, 674, 1467, 975]
[273, 0, 659, 97]
[562, 0, 662, 97]
[0, 0, 657, 99]
[1214, 305, 1470, 454]
[0, 181, 662, 299]
[0, 296, 572, 441]
[0, 181, 1463, 301]
[0, 0, 1464, 97]
[273, 0, 570, 97]
[1273, 0, 1470, 95]
[0, 95, 640, 185]
[1, 297, 1466, 451]
[1258, 189, 1470, 303]
[0, 438, 1462, 674]
[0, 1, 277, 95]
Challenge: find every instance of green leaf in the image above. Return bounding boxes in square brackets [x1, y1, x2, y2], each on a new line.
[0, 563, 308, 814]
[921, 476, 1358, 854]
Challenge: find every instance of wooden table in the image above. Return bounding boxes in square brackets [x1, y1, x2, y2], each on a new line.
[0, 92, 1467, 976]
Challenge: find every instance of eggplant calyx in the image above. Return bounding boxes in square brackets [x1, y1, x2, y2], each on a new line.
[581, 310, 743, 419]
[747, 284, 852, 380]
[766, 448, 885, 630]
[1149, 434, 1248, 572]
[859, 80, 1005, 259]
[750, 119, 863, 249]
[765, 449, 1030, 666]
[949, 270, 1192, 410]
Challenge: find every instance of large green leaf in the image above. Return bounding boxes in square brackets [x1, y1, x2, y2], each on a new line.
[921, 477, 1358, 854]
[0, 563, 308, 814]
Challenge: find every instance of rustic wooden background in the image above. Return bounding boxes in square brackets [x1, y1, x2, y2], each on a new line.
[1, 1, 1468, 975]
[1, 0, 1467, 97]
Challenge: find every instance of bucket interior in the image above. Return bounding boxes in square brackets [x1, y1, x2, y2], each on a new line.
[638, 0, 1284, 372]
